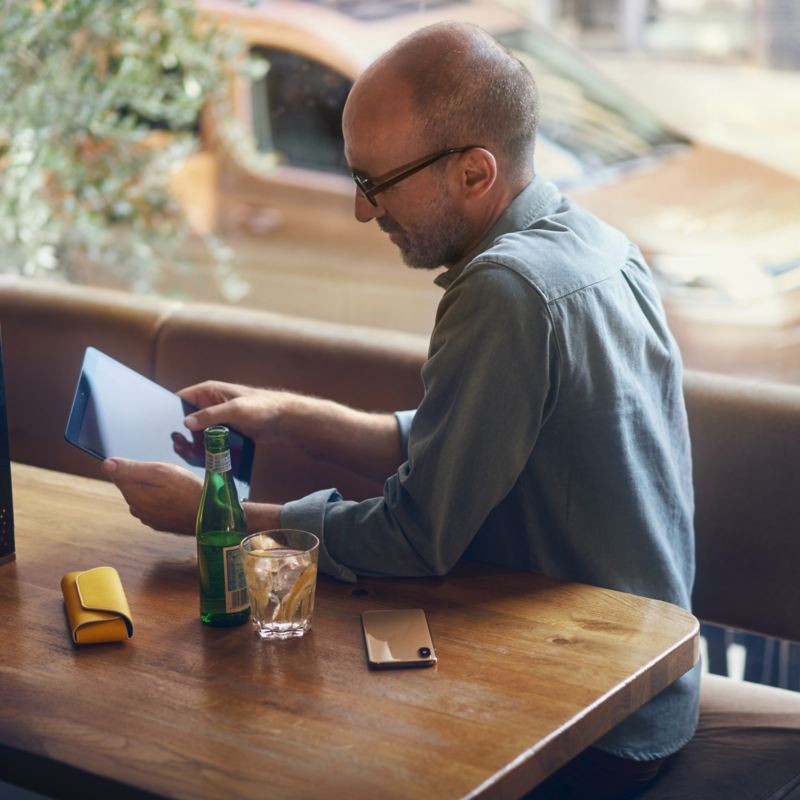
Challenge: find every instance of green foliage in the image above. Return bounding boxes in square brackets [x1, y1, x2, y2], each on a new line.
[0, 0, 250, 298]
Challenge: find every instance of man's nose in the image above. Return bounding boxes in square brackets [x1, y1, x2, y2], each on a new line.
[354, 189, 383, 223]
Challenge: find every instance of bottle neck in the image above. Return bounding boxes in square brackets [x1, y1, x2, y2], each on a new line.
[205, 449, 232, 473]
[203, 425, 232, 473]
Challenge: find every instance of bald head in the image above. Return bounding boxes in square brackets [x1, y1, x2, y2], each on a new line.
[351, 22, 539, 188]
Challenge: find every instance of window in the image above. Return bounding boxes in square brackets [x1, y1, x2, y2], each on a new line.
[498, 27, 688, 175]
[250, 47, 352, 175]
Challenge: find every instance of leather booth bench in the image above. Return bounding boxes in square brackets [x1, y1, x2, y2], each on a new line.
[0, 275, 427, 504]
[2, 275, 799, 797]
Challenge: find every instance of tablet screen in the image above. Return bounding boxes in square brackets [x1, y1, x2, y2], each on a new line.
[65, 347, 254, 499]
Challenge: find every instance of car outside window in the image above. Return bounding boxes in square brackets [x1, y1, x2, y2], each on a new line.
[497, 27, 689, 176]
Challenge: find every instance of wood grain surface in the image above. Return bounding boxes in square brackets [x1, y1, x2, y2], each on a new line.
[0, 464, 698, 799]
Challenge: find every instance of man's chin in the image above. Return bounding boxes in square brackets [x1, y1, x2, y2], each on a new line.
[387, 229, 456, 270]
[398, 249, 442, 270]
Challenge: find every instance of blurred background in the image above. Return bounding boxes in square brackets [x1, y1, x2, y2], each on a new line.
[2, 0, 799, 385]
[543, 0, 800, 176]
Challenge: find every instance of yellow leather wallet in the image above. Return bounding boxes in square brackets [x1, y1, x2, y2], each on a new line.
[61, 566, 134, 644]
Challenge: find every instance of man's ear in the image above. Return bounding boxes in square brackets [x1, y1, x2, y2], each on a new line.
[458, 147, 497, 199]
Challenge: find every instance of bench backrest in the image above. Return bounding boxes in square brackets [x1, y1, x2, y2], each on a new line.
[0, 276, 176, 479]
[685, 370, 800, 643]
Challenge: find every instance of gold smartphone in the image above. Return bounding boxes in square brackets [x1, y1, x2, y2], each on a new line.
[361, 609, 437, 669]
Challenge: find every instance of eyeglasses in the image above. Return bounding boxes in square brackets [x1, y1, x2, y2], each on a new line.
[351, 145, 485, 207]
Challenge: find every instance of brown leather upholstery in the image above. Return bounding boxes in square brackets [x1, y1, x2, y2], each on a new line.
[639, 673, 800, 799]
[0, 277, 177, 479]
[151, 301, 427, 409]
[685, 370, 800, 643]
[637, 373, 800, 797]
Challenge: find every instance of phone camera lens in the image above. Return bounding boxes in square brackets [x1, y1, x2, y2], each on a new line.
[418, 647, 431, 658]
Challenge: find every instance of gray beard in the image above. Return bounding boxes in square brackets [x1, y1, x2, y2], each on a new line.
[400, 234, 466, 270]
[381, 209, 469, 270]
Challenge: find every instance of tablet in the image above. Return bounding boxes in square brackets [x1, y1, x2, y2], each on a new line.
[65, 347, 254, 499]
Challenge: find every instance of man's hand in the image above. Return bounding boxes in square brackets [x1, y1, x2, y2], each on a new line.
[178, 379, 403, 484]
[101, 458, 202, 535]
[178, 381, 292, 443]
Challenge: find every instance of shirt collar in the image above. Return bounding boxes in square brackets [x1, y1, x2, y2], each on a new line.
[434, 176, 561, 289]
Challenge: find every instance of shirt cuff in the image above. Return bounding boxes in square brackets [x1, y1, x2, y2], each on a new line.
[394, 409, 415, 462]
[280, 488, 357, 583]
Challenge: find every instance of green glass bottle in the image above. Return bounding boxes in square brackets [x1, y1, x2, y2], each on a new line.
[196, 425, 249, 626]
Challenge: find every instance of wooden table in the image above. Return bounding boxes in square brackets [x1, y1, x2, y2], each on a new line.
[0, 464, 699, 799]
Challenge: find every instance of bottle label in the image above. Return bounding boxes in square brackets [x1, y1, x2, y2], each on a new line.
[222, 544, 249, 613]
[206, 450, 232, 473]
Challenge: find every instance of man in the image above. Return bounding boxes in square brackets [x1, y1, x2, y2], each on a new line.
[104, 22, 699, 797]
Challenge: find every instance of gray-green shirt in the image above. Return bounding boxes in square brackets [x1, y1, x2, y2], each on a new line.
[282, 176, 699, 760]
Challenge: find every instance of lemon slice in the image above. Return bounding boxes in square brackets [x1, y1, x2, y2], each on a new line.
[277, 564, 317, 622]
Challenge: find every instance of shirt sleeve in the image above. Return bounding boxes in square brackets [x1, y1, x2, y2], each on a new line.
[284, 261, 557, 579]
[394, 409, 415, 462]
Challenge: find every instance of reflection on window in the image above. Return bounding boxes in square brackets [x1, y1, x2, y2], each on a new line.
[498, 27, 688, 174]
[250, 47, 351, 174]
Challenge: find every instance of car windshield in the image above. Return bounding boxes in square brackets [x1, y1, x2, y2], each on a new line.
[497, 28, 689, 178]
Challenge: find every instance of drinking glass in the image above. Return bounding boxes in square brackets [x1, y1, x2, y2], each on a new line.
[240, 529, 319, 639]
